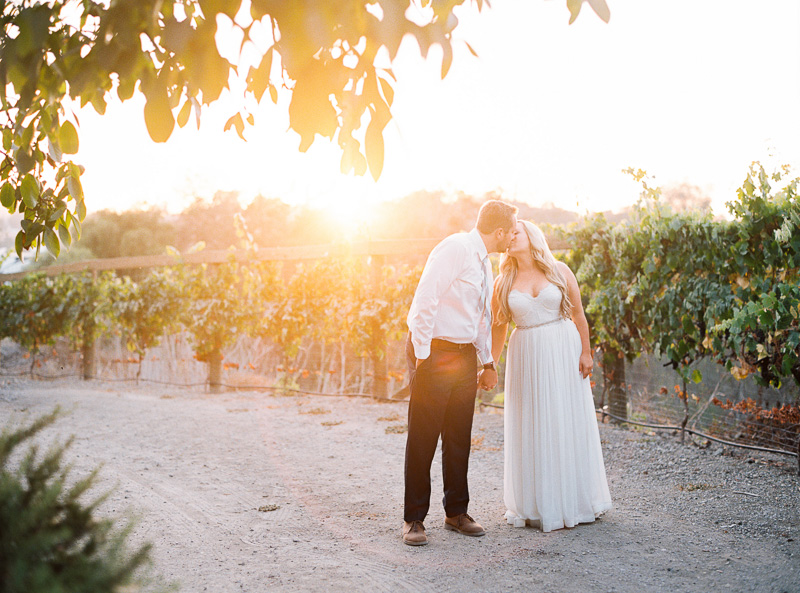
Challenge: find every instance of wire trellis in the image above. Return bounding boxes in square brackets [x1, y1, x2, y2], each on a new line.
[1, 335, 798, 473]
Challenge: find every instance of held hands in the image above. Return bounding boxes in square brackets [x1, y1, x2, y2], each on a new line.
[579, 352, 594, 379]
[478, 368, 498, 391]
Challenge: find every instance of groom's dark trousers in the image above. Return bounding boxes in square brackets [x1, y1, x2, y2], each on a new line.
[404, 333, 478, 522]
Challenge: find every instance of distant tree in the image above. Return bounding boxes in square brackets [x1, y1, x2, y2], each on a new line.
[79, 209, 175, 258]
[0, 0, 608, 258]
[175, 191, 242, 250]
[516, 201, 581, 226]
[285, 206, 341, 246]
[118, 227, 161, 257]
[662, 183, 712, 213]
[373, 190, 470, 240]
[242, 195, 292, 247]
[78, 214, 121, 260]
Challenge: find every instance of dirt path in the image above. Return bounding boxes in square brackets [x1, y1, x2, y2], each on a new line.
[1, 379, 798, 593]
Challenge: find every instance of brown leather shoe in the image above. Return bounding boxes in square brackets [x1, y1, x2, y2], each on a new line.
[444, 513, 486, 537]
[403, 520, 428, 546]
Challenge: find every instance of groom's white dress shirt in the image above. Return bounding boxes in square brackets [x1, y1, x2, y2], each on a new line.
[407, 228, 493, 365]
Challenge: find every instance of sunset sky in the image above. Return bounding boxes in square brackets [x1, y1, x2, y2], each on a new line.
[74, 0, 800, 224]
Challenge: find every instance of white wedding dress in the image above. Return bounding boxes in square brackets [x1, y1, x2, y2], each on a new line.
[503, 284, 612, 532]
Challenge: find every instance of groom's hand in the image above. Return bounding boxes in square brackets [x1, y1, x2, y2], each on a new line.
[478, 368, 497, 391]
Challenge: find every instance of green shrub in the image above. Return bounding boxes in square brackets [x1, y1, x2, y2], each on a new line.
[0, 407, 151, 593]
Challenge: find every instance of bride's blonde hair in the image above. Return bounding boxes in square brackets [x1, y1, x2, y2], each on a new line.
[494, 221, 572, 324]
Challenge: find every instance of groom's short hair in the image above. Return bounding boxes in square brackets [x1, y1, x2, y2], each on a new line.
[476, 200, 518, 234]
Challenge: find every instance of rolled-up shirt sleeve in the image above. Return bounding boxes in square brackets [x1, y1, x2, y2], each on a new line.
[407, 239, 467, 361]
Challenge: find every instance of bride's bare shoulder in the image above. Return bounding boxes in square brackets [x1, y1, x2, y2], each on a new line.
[555, 260, 575, 278]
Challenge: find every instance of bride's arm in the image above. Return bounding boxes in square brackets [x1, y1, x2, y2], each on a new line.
[558, 261, 594, 379]
[490, 276, 508, 365]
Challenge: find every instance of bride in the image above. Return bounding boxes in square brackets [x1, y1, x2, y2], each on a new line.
[490, 220, 612, 532]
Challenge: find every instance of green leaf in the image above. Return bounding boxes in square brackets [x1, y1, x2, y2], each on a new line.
[288, 66, 337, 151]
[365, 117, 384, 181]
[681, 315, 695, 335]
[43, 227, 60, 257]
[22, 221, 45, 237]
[70, 214, 82, 240]
[691, 369, 702, 384]
[90, 94, 107, 115]
[58, 224, 72, 249]
[224, 113, 245, 140]
[143, 81, 175, 143]
[441, 42, 453, 79]
[246, 48, 273, 102]
[2, 128, 11, 151]
[163, 15, 193, 53]
[15, 231, 25, 260]
[0, 183, 15, 209]
[47, 204, 67, 223]
[117, 75, 137, 101]
[47, 136, 63, 162]
[587, 0, 611, 23]
[59, 120, 79, 154]
[250, 0, 270, 20]
[14, 147, 35, 174]
[378, 76, 394, 107]
[177, 99, 192, 128]
[68, 176, 84, 202]
[16, 6, 50, 57]
[76, 198, 86, 221]
[21, 174, 39, 208]
[567, 0, 582, 24]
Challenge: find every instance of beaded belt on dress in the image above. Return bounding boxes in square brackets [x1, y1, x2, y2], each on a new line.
[515, 318, 565, 330]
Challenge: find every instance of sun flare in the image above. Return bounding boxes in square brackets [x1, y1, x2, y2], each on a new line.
[311, 190, 381, 241]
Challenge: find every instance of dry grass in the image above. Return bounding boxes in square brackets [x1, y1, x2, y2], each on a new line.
[299, 407, 330, 415]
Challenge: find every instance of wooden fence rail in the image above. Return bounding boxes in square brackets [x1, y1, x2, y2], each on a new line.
[0, 235, 572, 280]
[0, 239, 446, 281]
[0, 234, 615, 406]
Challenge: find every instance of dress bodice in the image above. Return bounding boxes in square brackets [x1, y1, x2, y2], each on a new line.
[508, 284, 563, 328]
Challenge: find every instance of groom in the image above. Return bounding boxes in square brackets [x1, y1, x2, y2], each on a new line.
[403, 199, 518, 546]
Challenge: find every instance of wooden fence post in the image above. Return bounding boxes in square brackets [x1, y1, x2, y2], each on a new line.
[370, 254, 388, 399]
[605, 348, 628, 421]
[82, 270, 97, 380]
[208, 345, 223, 394]
[82, 319, 96, 380]
[680, 377, 689, 443]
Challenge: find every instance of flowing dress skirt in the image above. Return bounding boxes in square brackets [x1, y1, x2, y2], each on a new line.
[504, 319, 612, 532]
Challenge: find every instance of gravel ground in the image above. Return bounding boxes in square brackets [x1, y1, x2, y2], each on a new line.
[1, 378, 798, 593]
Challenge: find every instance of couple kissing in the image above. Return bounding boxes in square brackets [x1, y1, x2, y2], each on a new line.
[403, 200, 612, 546]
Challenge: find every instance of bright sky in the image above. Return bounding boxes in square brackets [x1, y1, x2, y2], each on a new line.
[74, 0, 800, 221]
